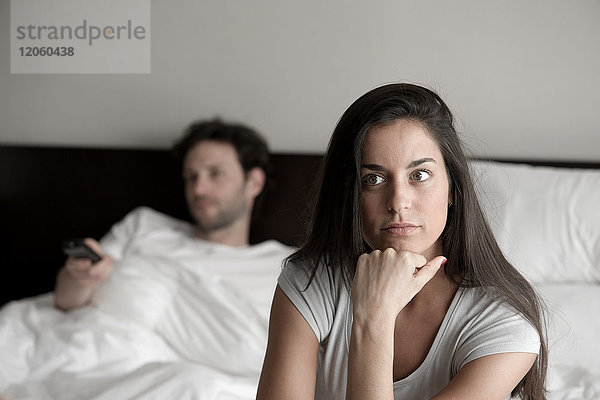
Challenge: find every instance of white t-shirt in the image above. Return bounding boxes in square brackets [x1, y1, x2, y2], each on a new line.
[92, 206, 294, 375]
[279, 261, 541, 399]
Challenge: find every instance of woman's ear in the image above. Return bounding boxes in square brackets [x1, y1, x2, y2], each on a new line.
[246, 167, 266, 199]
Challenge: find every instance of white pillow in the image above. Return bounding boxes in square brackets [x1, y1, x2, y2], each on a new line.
[470, 160, 600, 284]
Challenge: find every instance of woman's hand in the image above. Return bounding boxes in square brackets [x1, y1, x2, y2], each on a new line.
[351, 248, 445, 326]
[346, 249, 446, 400]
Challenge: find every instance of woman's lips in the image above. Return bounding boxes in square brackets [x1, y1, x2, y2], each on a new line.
[382, 223, 419, 235]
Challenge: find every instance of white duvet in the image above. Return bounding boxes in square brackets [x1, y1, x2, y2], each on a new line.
[0, 294, 254, 400]
[0, 274, 267, 400]
[0, 207, 291, 400]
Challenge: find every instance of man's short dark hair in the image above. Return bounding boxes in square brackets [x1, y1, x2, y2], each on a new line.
[172, 118, 272, 206]
[173, 118, 270, 173]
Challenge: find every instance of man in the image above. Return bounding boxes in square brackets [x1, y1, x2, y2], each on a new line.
[1, 119, 293, 398]
[54, 118, 290, 310]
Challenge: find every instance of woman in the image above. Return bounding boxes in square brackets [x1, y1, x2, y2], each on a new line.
[256, 83, 547, 399]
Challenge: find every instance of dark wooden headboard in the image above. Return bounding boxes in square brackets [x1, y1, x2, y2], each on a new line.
[0, 145, 322, 306]
[2, 145, 598, 306]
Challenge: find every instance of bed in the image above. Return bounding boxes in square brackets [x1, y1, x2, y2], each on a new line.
[470, 160, 600, 399]
[0, 145, 598, 399]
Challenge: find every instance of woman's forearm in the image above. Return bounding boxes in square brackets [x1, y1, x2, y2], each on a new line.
[346, 316, 396, 400]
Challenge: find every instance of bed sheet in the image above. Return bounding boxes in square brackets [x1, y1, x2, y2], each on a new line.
[0, 249, 279, 399]
[536, 283, 600, 399]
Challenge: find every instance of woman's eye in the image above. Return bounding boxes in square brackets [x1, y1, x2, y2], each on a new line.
[362, 174, 385, 185]
[410, 170, 431, 182]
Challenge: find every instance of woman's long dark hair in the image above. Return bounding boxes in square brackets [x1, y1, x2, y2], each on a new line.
[288, 83, 547, 399]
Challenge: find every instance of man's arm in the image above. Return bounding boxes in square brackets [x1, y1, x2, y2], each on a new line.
[54, 238, 113, 311]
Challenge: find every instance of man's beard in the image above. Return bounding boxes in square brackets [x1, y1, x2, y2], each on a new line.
[191, 196, 248, 234]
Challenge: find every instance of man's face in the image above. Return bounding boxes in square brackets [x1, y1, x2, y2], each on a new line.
[183, 140, 254, 235]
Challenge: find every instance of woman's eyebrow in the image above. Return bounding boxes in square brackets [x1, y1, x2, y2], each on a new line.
[361, 158, 436, 171]
[361, 164, 385, 171]
[407, 157, 436, 168]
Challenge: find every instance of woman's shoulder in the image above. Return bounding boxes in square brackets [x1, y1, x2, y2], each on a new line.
[449, 286, 541, 371]
[278, 260, 349, 341]
[455, 286, 516, 315]
[280, 259, 345, 295]
[452, 286, 539, 339]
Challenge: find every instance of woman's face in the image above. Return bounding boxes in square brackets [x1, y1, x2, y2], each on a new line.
[360, 119, 451, 260]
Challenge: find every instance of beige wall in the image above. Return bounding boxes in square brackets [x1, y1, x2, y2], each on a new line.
[1, 0, 599, 161]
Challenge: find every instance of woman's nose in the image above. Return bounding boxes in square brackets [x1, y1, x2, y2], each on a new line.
[387, 181, 411, 213]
